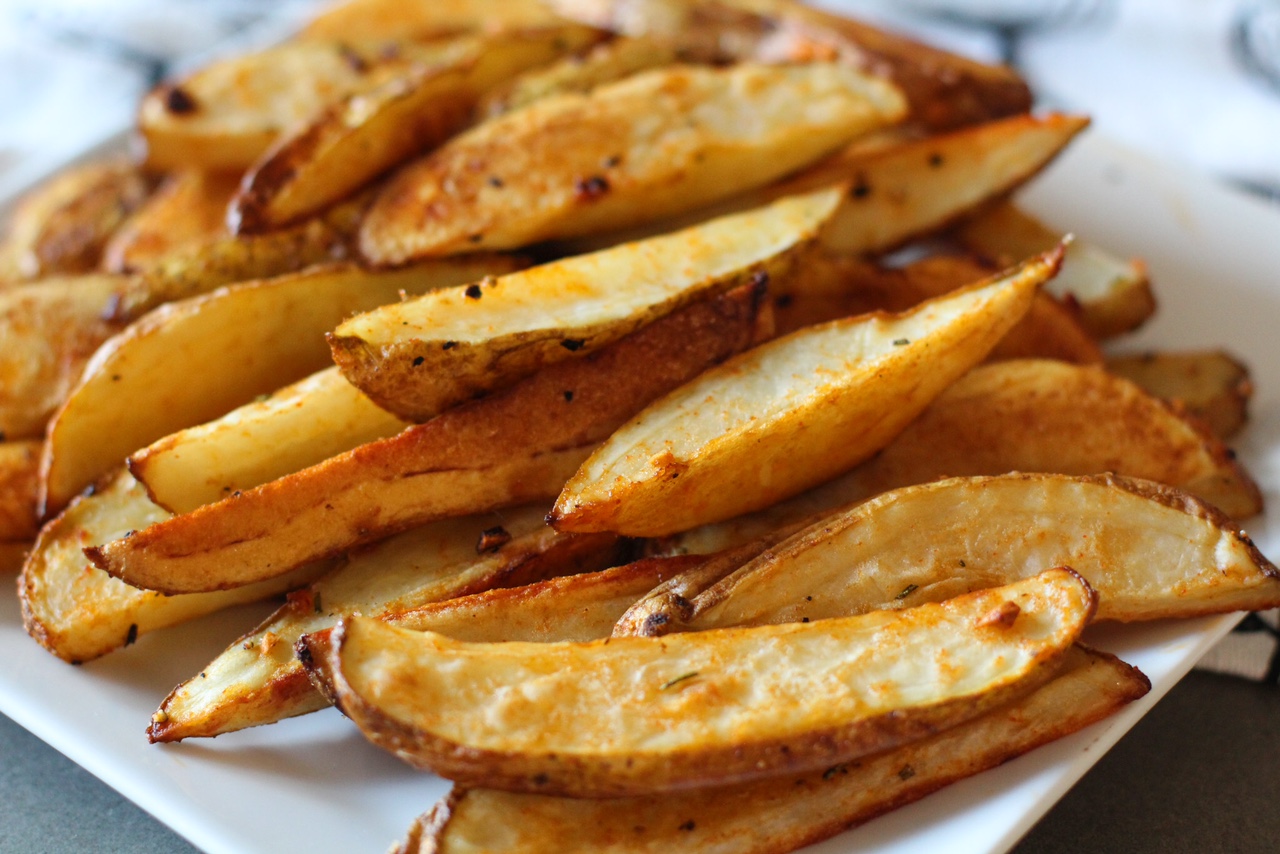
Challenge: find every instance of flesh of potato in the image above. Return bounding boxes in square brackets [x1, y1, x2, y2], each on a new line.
[86, 283, 767, 594]
[662, 473, 1279, 636]
[19, 469, 324, 663]
[399, 646, 1148, 854]
[318, 569, 1094, 797]
[668, 358, 1263, 556]
[149, 506, 621, 742]
[551, 250, 1056, 537]
[333, 187, 837, 421]
[42, 258, 512, 516]
[357, 62, 904, 262]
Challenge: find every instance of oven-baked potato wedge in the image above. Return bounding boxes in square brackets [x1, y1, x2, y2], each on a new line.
[333, 187, 833, 421]
[1107, 349, 1253, 440]
[129, 367, 406, 514]
[399, 646, 1147, 854]
[957, 201, 1155, 339]
[0, 441, 40, 543]
[551, 249, 1056, 536]
[357, 62, 904, 262]
[86, 283, 767, 594]
[299, 0, 567, 43]
[0, 274, 129, 440]
[19, 469, 324, 663]
[316, 569, 1094, 797]
[232, 27, 602, 232]
[648, 474, 1278, 637]
[148, 506, 621, 742]
[42, 258, 509, 515]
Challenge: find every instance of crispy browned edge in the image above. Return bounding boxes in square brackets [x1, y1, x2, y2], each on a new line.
[396, 644, 1149, 854]
[324, 572, 1096, 798]
[85, 280, 770, 593]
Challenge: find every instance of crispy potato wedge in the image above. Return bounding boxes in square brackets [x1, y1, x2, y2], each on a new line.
[102, 169, 242, 273]
[550, 0, 1033, 132]
[335, 187, 834, 421]
[669, 358, 1264, 556]
[957, 201, 1155, 339]
[87, 283, 766, 594]
[649, 474, 1279, 637]
[358, 62, 904, 262]
[232, 27, 602, 232]
[551, 250, 1056, 537]
[1107, 350, 1253, 440]
[0, 441, 40, 542]
[42, 259, 508, 516]
[0, 159, 151, 281]
[299, 0, 567, 42]
[19, 469, 325, 663]
[400, 646, 1148, 854]
[478, 35, 683, 117]
[0, 274, 129, 440]
[0, 541, 28, 573]
[316, 569, 1094, 797]
[139, 41, 461, 171]
[130, 368, 406, 514]
[148, 506, 622, 742]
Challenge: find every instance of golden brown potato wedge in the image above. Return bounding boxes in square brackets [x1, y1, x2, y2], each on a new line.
[358, 62, 904, 262]
[643, 474, 1278, 637]
[478, 35, 683, 117]
[148, 506, 622, 742]
[102, 170, 243, 273]
[0, 541, 28, 573]
[551, 250, 1056, 537]
[138, 40, 462, 172]
[42, 258, 509, 516]
[0, 441, 40, 542]
[0, 159, 151, 281]
[232, 27, 602, 232]
[129, 368, 406, 514]
[400, 646, 1147, 854]
[86, 283, 767, 594]
[335, 187, 834, 421]
[19, 469, 325, 664]
[316, 569, 1094, 797]
[0, 275, 129, 440]
[670, 358, 1264, 556]
[956, 201, 1155, 339]
[299, 0, 567, 42]
[1107, 350, 1253, 440]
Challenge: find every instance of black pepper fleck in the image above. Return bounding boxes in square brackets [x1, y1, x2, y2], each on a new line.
[476, 526, 512, 554]
[164, 86, 198, 114]
[412, 356, 425, 366]
[465, 284, 483, 299]
[560, 338, 586, 351]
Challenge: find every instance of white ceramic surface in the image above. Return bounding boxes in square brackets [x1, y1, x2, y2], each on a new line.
[1, 129, 1278, 854]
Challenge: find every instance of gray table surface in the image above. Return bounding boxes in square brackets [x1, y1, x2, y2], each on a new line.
[2, 669, 1277, 853]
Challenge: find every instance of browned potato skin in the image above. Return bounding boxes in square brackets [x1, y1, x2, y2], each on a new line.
[0, 160, 152, 282]
[401, 646, 1147, 854]
[1107, 350, 1253, 440]
[0, 541, 28, 573]
[101, 170, 240, 273]
[86, 283, 769, 594]
[0, 441, 40, 542]
[300, 0, 567, 42]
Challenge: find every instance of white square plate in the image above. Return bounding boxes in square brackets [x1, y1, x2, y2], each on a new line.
[1, 128, 1278, 854]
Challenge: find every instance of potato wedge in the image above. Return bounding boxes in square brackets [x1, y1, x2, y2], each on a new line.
[551, 249, 1056, 537]
[335, 187, 834, 421]
[1107, 350, 1253, 440]
[0, 159, 151, 280]
[299, 0, 567, 42]
[148, 506, 622, 742]
[86, 282, 766, 594]
[0, 441, 40, 542]
[102, 169, 243, 273]
[651, 474, 1278, 637]
[669, 358, 1264, 556]
[357, 62, 904, 261]
[957, 201, 1156, 339]
[400, 646, 1148, 854]
[0, 274, 129, 440]
[138, 41, 461, 171]
[42, 258, 508, 516]
[129, 368, 406, 514]
[232, 27, 603, 232]
[0, 541, 28, 574]
[316, 569, 1094, 797]
[19, 469, 325, 663]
